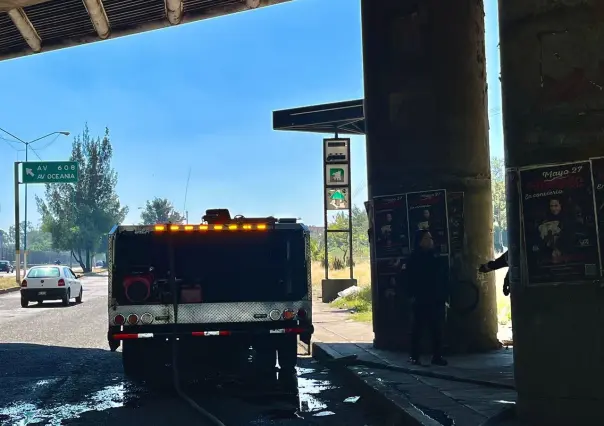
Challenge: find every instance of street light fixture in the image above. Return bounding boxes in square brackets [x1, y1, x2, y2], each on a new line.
[0, 127, 70, 271]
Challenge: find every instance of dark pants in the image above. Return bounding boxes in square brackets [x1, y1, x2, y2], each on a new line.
[410, 301, 445, 359]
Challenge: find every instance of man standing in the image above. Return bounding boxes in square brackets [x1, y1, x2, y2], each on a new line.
[406, 229, 449, 366]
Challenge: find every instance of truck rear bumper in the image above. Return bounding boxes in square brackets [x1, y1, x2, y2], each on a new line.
[110, 325, 314, 341]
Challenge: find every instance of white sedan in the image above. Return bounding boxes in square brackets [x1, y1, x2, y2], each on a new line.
[20, 264, 83, 308]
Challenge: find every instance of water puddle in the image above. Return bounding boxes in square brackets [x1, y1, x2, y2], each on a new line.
[297, 367, 336, 415]
[0, 383, 136, 425]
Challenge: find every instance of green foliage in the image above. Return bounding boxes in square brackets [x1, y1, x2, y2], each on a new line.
[37, 124, 128, 272]
[140, 197, 185, 225]
[316, 205, 370, 269]
[491, 156, 507, 250]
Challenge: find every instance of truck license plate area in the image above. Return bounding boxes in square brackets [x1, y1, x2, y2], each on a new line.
[38, 291, 46, 296]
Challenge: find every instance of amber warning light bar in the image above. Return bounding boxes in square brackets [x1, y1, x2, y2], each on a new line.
[153, 223, 269, 232]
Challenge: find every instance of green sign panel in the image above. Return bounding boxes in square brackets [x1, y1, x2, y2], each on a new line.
[21, 161, 79, 184]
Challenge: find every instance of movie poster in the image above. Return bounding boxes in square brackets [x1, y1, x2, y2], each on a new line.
[520, 161, 600, 284]
[372, 194, 410, 259]
[590, 157, 604, 270]
[447, 192, 464, 259]
[506, 168, 522, 284]
[376, 258, 406, 326]
[406, 190, 450, 256]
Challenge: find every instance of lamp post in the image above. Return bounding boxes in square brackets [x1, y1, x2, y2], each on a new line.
[0, 127, 70, 270]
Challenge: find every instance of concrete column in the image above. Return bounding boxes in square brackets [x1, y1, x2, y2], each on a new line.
[361, 0, 499, 352]
[499, 1, 604, 424]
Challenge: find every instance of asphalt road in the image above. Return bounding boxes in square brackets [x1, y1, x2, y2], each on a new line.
[0, 273, 385, 426]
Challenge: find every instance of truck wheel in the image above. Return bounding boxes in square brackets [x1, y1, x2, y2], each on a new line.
[122, 340, 145, 380]
[20, 298, 28, 308]
[277, 335, 298, 373]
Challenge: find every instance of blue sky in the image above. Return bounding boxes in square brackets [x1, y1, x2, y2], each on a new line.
[0, 0, 503, 231]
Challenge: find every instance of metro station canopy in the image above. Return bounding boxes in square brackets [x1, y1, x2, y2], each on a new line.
[0, 0, 289, 61]
[272, 99, 366, 135]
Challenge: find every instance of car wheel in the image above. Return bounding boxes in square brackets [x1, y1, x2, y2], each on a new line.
[62, 289, 70, 307]
[76, 287, 83, 304]
[20, 298, 28, 308]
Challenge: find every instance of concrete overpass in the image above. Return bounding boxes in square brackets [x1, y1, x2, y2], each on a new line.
[0, 0, 288, 61]
[1, 1, 603, 425]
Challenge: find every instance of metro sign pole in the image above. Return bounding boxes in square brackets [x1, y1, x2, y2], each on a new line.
[323, 137, 353, 280]
[14, 161, 79, 284]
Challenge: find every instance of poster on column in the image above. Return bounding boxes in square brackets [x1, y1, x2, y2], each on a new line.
[406, 190, 450, 256]
[447, 192, 465, 260]
[589, 157, 604, 271]
[520, 161, 600, 284]
[372, 194, 410, 259]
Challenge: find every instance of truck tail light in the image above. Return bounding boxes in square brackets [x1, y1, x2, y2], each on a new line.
[21, 280, 27, 287]
[297, 308, 307, 319]
[114, 314, 125, 325]
[282, 309, 295, 320]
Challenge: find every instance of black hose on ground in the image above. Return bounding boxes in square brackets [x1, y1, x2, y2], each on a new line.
[168, 236, 227, 426]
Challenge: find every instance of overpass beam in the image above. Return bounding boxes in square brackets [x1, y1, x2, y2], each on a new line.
[7, 8, 41, 53]
[165, 0, 183, 25]
[361, 0, 498, 353]
[499, 1, 604, 425]
[82, 0, 110, 39]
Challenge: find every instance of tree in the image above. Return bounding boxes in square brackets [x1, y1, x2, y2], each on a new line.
[351, 205, 370, 258]
[5, 221, 35, 250]
[139, 198, 185, 225]
[491, 156, 507, 251]
[37, 124, 128, 272]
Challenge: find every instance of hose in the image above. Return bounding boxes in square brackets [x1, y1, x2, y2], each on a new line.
[168, 238, 227, 426]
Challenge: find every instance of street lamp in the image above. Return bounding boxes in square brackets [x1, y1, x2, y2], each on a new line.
[0, 127, 70, 270]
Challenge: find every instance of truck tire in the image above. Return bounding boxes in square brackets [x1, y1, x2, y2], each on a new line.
[122, 340, 145, 380]
[277, 335, 298, 373]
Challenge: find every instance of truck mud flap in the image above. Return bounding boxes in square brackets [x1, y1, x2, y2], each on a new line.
[300, 333, 312, 356]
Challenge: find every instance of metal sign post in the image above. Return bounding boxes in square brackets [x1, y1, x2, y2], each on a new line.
[323, 137, 353, 279]
[14, 162, 21, 285]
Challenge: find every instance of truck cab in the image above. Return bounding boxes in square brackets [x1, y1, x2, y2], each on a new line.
[107, 209, 313, 381]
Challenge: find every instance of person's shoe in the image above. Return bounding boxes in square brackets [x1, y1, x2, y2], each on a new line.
[408, 356, 421, 365]
[431, 356, 448, 366]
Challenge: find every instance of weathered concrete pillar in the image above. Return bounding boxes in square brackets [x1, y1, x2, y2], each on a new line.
[361, 0, 499, 352]
[499, 1, 604, 424]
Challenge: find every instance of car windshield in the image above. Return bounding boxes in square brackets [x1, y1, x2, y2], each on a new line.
[27, 267, 61, 278]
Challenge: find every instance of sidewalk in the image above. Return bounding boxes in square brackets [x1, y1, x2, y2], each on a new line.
[311, 297, 518, 426]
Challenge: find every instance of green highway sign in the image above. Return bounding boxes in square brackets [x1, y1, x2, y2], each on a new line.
[21, 161, 79, 184]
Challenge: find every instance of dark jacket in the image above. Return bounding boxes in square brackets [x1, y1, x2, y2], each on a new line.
[487, 251, 508, 271]
[406, 249, 449, 304]
[485, 251, 510, 296]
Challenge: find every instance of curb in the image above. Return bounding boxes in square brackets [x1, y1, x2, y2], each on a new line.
[0, 286, 20, 295]
[312, 342, 442, 426]
[478, 406, 516, 426]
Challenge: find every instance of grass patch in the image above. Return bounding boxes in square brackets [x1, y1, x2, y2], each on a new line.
[330, 285, 373, 322]
[0, 276, 18, 291]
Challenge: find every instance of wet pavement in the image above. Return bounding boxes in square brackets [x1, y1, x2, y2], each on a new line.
[0, 274, 386, 425]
